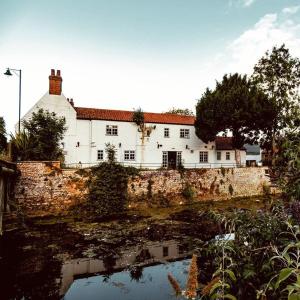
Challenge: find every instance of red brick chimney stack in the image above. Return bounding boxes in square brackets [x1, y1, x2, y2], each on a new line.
[49, 69, 62, 95]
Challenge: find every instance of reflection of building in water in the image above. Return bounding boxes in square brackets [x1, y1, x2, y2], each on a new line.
[60, 240, 191, 296]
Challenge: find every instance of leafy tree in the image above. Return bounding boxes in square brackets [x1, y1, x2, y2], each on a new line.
[274, 128, 300, 201]
[195, 73, 276, 162]
[165, 107, 194, 116]
[252, 44, 300, 157]
[12, 108, 66, 161]
[132, 107, 145, 127]
[0, 117, 7, 153]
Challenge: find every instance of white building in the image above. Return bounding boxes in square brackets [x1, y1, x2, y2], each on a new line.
[21, 69, 246, 168]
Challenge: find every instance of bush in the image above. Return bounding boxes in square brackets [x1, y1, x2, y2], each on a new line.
[182, 183, 195, 201]
[88, 162, 130, 215]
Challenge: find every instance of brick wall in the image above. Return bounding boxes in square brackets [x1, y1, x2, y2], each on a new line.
[14, 162, 275, 214]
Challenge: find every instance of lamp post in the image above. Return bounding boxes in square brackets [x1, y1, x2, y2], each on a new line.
[4, 68, 22, 133]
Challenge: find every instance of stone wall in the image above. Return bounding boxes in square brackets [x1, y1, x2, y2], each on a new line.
[128, 167, 274, 205]
[15, 162, 275, 214]
[15, 162, 88, 214]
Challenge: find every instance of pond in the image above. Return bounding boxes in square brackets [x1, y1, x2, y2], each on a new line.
[62, 240, 192, 300]
[0, 197, 268, 299]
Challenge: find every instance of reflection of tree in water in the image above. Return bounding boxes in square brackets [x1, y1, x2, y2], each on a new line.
[129, 266, 144, 282]
[135, 249, 152, 263]
[102, 255, 117, 282]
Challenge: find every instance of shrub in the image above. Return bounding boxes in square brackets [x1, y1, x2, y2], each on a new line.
[88, 162, 132, 215]
[182, 183, 195, 201]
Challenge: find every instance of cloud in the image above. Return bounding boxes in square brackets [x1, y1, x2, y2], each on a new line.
[225, 12, 300, 74]
[282, 6, 300, 15]
[243, 0, 256, 7]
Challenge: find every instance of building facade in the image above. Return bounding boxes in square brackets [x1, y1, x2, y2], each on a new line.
[20, 69, 246, 168]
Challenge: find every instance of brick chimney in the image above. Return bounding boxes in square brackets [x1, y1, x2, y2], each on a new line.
[49, 69, 62, 95]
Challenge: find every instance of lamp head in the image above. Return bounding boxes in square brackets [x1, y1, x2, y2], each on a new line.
[4, 68, 12, 76]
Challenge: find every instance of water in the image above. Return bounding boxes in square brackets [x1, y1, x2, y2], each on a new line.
[63, 259, 190, 300]
[61, 240, 192, 299]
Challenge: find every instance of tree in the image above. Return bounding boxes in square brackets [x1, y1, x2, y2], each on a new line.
[252, 44, 300, 159]
[10, 130, 35, 161]
[0, 117, 7, 153]
[165, 108, 194, 116]
[12, 108, 66, 161]
[195, 73, 276, 163]
[132, 107, 145, 127]
[274, 128, 300, 201]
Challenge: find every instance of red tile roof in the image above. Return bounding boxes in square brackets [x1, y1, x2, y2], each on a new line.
[215, 136, 246, 150]
[75, 107, 195, 125]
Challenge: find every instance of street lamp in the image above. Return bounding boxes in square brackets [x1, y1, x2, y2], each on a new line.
[4, 68, 22, 133]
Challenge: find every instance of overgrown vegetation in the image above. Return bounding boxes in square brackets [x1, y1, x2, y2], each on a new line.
[87, 144, 139, 215]
[10, 108, 66, 161]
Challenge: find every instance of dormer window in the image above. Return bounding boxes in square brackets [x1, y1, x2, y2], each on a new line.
[106, 125, 118, 136]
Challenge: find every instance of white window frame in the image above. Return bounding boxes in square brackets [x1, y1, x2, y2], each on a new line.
[97, 150, 104, 161]
[180, 128, 190, 139]
[164, 128, 170, 138]
[199, 151, 208, 163]
[226, 152, 231, 160]
[106, 125, 118, 136]
[217, 151, 221, 161]
[162, 151, 168, 168]
[124, 150, 135, 161]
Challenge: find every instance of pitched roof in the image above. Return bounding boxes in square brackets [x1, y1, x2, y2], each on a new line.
[215, 137, 246, 151]
[74, 107, 195, 125]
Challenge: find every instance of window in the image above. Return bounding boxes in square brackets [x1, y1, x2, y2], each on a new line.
[177, 152, 182, 166]
[164, 128, 170, 138]
[199, 151, 208, 163]
[180, 129, 190, 139]
[162, 151, 168, 168]
[106, 125, 118, 136]
[97, 150, 104, 160]
[124, 150, 135, 161]
[226, 152, 230, 160]
[217, 151, 221, 161]
[163, 246, 169, 257]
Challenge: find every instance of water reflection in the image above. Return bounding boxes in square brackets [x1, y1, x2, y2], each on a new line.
[60, 239, 193, 298]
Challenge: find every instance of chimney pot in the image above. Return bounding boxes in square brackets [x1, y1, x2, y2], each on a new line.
[51, 69, 55, 75]
[70, 98, 74, 107]
[57, 70, 61, 76]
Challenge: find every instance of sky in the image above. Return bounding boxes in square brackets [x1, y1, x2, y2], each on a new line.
[1, 0, 300, 133]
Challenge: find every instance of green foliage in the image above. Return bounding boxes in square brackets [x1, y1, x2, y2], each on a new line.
[182, 182, 195, 201]
[10, 130, 36, 161]
[105, 143, 116, 163]
[195, 73, 275, 148]
[0, 116, 7, 153]
[132, 108, 144, 127]
[165, 107, 194, 116]
[199, 207, 290, 299]
[252, 44, 300, 150]
[274, 131, 300, 201]
[88, 162, 135, 215]
[11, 108, 66, 161]
[261, 222, 300, 299]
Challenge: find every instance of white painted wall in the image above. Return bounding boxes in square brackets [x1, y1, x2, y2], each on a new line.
[20, 93, 246, 168]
